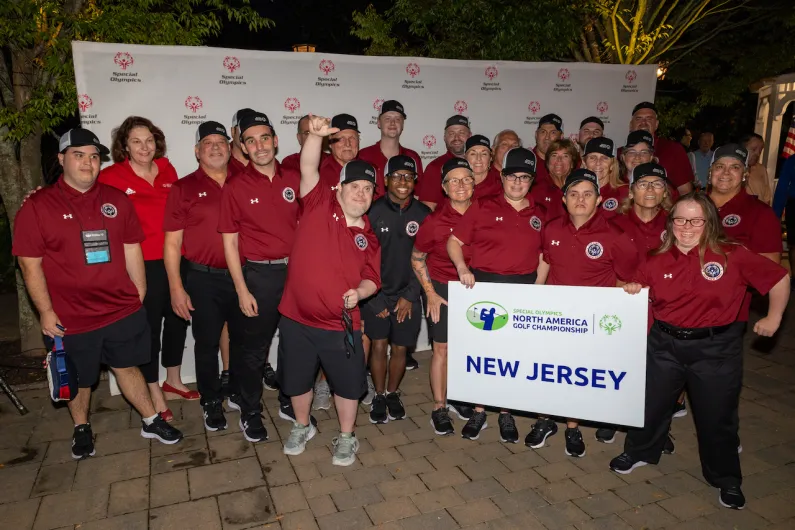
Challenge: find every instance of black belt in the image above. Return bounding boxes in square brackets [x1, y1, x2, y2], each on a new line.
[656, 321, 734, 340]
[186, 261, 231, 276]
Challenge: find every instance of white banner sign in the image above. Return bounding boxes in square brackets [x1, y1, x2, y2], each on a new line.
[448, 283, 649, 427]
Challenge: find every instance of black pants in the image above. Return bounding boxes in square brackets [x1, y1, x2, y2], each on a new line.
[185, 267, 245, 404]
[472, 269, 538, 285]
[140, 260, 189, 384]
[624, 322, 744, 488]
[234, 262, 287, 414]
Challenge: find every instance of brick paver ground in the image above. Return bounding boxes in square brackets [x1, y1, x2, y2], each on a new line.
[2, 308, 795, 529]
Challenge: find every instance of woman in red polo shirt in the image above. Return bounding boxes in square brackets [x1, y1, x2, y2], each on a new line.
[530, 139, 579, 221]
[612, 162, 672, 255]
[610, 192, 789, 510]
[465, 135, 502, 200]
[99, 116, 194, 420]
[582, 137, 628, 219]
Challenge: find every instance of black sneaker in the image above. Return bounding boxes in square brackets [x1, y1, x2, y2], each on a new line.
[263, 364, 279, 391]
[461, 411, 488, 440]
[430, 408, 455, 436]
[226, 394, 242, 412]
[71, 424, 96, 460]
[202, 399, 227, 431]
[405, 354, 419, 371]
[220, 370, 231, 397]
[595, 427, 616, 444]
[447, 403, 474, 421]
[498, 413, 519, 443]
[663, 433, 675, 455]
[525, 419, 558, 449]
[673, 400, 687, 418]
[141, 414, 184, 445]
[369, 394, 389, 424]
[609, 452, 648, 475]
[719, 486, 746, 510]
[278, 402, 318, 427]
[385, 392, 405, 420]
[564, 427, 586, 457]
[239, 411, 268, 442]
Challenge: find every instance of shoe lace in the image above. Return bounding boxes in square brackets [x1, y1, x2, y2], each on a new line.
[567, 429, 583, 443]
[499, 414, 516, 430]
[470, 411, 487, 428]
[529, 421, 545, 436]
[434, 408, 452, 423]
[332, 435, 358, 456]
[287, 424, 311, 445]
[386, 391, 402, 404]
[315, 381, 330, 399]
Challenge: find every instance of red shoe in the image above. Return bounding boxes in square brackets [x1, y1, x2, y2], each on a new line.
[162, 382, 201, 401]
[159, 409, 174, 422]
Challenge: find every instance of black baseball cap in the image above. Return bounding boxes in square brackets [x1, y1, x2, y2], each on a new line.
[562, 168, 599, 193]
[579, 116, 605, 130]
[502, 147, 537, 176]
[380, 100, 406, 119]
[195, 121, 231, 144]
[340, 160, 376, 185]
[538, 113, 563, 132]
[625, 130, 654, 149]
[466, 135, 490, 152]
[445, 115, 470, 129]
[632, 101, 657, 115]
[385, 155, 417, 176]
[711, 143, 748, 166]
[584, 137, 615, 158]
[331, 113, 360, 133]
[631, 162, 667, 183]
[231, 108, 255, 128]
[238, 112, 275, 140]
[441, 158, 472, 180]
[59, 128, 109, 155]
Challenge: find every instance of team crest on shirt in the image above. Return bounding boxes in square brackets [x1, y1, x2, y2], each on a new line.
[702, 261, 724, 281]
[282, 187, 296, 203]
[529, 216, 542, 231]
[101, 203, 118, 218]
[405, 221, 419, 237]
[586, 242, 604, 259]
[603, 198, 619, 211]
[722, 214, 741, 227]
[354, 234, 368, 251]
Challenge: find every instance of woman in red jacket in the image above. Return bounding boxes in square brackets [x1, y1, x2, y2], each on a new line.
[99, 116, 194, 420]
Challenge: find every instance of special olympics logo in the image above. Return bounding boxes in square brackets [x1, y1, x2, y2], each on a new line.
[586, 242, 604, 259]
[702, 262, 724, 281]
[597, 101, 609, 114]
[184, 96, 203, 113]
[625, 70, 637, 83]
[528, 101, 541, 114]
[223, 56, 241, 73]
[113, 52, 134, 70]
[485, 66, 498, 80]
[406, 63, 420, 78]
[558, 68, 570, 81]
[373, 98, 384, 112]
[454, 100, 468, 115]
[319, 59, 335, 75]
[284, 97, 300, 113]
[77, 94, 93, 112]
[422, 135, 437, 149]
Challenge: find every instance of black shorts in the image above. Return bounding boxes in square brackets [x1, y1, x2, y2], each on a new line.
[786, 199, 795, 245]
[427, 280, 449, 345]
[472, 269, 538, 284]
[362, 296, 422, 347]
[59, 308, 150, 388]
[276, 316, 367, 401]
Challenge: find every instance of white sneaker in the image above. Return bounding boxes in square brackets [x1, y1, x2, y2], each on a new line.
[313, 380, 331, 410]
[332, 434, 359, 466]
[362, 374, 376, 406]
[283, 423, 317, 456]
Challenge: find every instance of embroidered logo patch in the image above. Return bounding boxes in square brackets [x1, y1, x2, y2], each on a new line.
[405, 221, 419, 236]
[530, 216, 542, 231]
[603, 198, 618, 211]
[282, 187, 296, 203]
[354, 234, 368, 250]
[101, 203, 118, 218]
[586, 242, 604, 259]
[722, 214, 741, 227]
[702, 261, 724, 281]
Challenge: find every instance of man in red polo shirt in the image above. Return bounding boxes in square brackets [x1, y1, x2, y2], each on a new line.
[577, 117, 604, 152]
[359, 100, 424, 198]
[281, 115, 331, 173]
[278, 115, 381, 467]
[417, 115, 472, 210]
[164, 121, 246, 432]
[533, 114, 564, 186]
[228, 108, 254, 174]
[218, 111, 302, 443]
[14, 128, 183, 459]
[319, 114, 361, 191]
[629, 102, 694, 195]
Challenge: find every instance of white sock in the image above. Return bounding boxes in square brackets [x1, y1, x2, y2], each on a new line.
[143, 414, 158, 425]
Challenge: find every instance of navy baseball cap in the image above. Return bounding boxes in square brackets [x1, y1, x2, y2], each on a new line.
[231, 108, 255, 128]
[711, 143, 748, 166]
[631, 162, 667, 183]
[584, 137, 615, 158]
[340, 160, 376, 185]
[502, 147, 537, 176]
[380, 100, 406, 119]
[441, 158, 472, 180]
[59, 128, 109, 155]
[579, 116, 604, 130]
[563, 168, 599, 193]
[466, 135, 491, 152]
[238, 112, 275, 139]
[331, 114, 359, 133]
[538, 113, 563, 132]
[632, 101, 657, 115]
[625, 130, 654, 149]
[445, 115, 470, 129]
[385, 155, 417, 176]
[196, 121, 231, 144]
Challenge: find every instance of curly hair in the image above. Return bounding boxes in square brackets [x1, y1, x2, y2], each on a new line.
[545, 139, 581, 177]
[110, 116, 167, 163]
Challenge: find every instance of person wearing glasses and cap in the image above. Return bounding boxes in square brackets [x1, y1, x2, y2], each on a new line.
[417, 115, 472, 210]
[363, 155, 430, 424]
[465, 135, 502, 199]
[612, 162, 672, 257]
[278, 115, 381, 467]
[229, 108, 255, 173]
[14, 128, 184, 459]
[319, 113, 362, 191]
[611, 192, 789, 511]
[529, 168, 638, 456]
[582, 137, 627, 219]
[447, 148, 545, 444]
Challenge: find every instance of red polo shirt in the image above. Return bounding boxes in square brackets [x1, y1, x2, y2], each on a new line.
[653, 136, 694, 189]
[163, 167, 241, 269]
[543, 212, 638, 287]
[599, 184, 629, 219]
[453, 194, 544, 275]
[612, 208, 668, 256]
[229, 156, 248, 175]
[13, 179, 144, 334]
[473, 168, 503, 200]
[98, 158, 177, 261]
[319, 156, 348, 192]
[358, 142, 424, 199]
[417, 151, 456, 205]
[533, 147, 550, 187]
[634, 245, 786, 328]
[217, 161, 300, 261]
[281, 151, 328, 174]
[530, 179, 566, 221]
[279, 184, 381, 331]
[414, 200, 471, 283]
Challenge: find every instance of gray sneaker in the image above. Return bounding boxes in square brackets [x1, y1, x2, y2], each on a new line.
[283, 423, 317, 456]
[331, 434, 360, 466]
[362, 374, 376, 406]
[313, 379, 331, 411]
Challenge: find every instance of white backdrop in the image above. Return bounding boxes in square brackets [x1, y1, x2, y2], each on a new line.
[70, 42, 657, 391]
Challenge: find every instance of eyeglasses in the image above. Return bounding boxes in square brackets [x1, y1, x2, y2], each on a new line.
[625, 149, 652, 158]
[388, 173, 417, 182]
[634, 180, 666, 190]
[341, 307, 355, 360]
[504, 174, 534, 183]
[672, 217, 706, 227]
[443, 177, 475, 187]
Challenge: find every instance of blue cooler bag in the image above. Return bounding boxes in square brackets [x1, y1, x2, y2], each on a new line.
[45, 334, 78, 402]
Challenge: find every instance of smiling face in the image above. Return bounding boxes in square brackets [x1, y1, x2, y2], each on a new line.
[622, 142, 653, 172]
[563, 180, 600, 220]
[386, 169, 416, 203]
[501, 172, 532, 202]
[547, 148, 573, 180]
[377, 111, 405, 140]
[629, 108, 658, 135]
[196, 134, 231, 172]
[125, 126, 156, 165]
[242, 125, 278, 168]
[329, 129, 360, 165]
[442, 168, 475, 203]
[535, 124, 561, 156]
[671, 200, 706, 252]
[466, 145, 492, 177]
[584, 152, 611, 182]
[631, 176, 666, 209]
[709, 156, 745, 197]
[444, 125, 470, 156]
[337, 180, 374, 219]
[59, 146, 101, 190]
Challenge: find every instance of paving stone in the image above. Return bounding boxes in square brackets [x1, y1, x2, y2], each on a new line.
[398, 509, 460, 530]
[496, 449, 547, 470]
[613, 482, 670, 506]
[301, 475, 350, 499]
[272, 483, 310, 514]
[447, 497, 503, 525]
[459, 457, 511, 481]
[358, 448, 403, 467]
[108, 476, 149, 516]
[41, 440, 77, 467]
[264, 461, 299, 486]
[0, 498, 40, 530]
[364, 495, 419, 524]
[410, 485, 465, 513]
[77, 511, 149, 530]
[315, 507, 372, 530]
[494, 469, 547, 492]
[377, 474, 427, 499]
[189, 457, 266, 499]
[29, 417, 75, 444]
[208, 433, 256, 463]
[150, 470, 190, 508]
[657, 492, 718, 520]
[288, 446, 332, 466]
[426, 449, 475, 470]
[648, 470, 708, 497]
[576, 513, 634, 530]
[387, 457, 434, 478]
[89, 410, 132, 434]
[572, 491, 631, 518]
[280, 509, 319, 530]
[149, 497, 222, 530]
[0, 443, 47, 467]
[454, 477, 508, 501]
[294, 463, 321, 482]
[308, 494, 337, 517]
[217, 486, 277, 530]
[73, 448, 149, 490]
[463, 442, 513, 462]
[571, 471, 627, 494]
[344, 465, 393, 489]
[93, 427, 149, 456]
[529, 501, 591, 529]
[150, 433, 207, 457]
[705, 504, 770, 530]
[315, 458, 363, 477]
[535, 479, 589, 504]
[479, 511, 548, 529]
[33, 485, 109, 530]
[491, 487, 548, 515]
[419, 466, 470, 489]
[330, 485, 383, 510]
[618, 503, 679, 528]
[369, 432, 411, 450]
[0, 461, 39, 503]
[664, 517, 726, 530]
[534, 461, 587, 482]
[30, 461, 76, 497]
[748, 493, 795, 522]
[616, 462, 665, 484]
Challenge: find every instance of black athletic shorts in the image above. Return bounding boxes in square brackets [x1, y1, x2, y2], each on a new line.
[276, 316, 367, 401]
[427, 280, 449, 345]
[362, 295, 422, 347]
